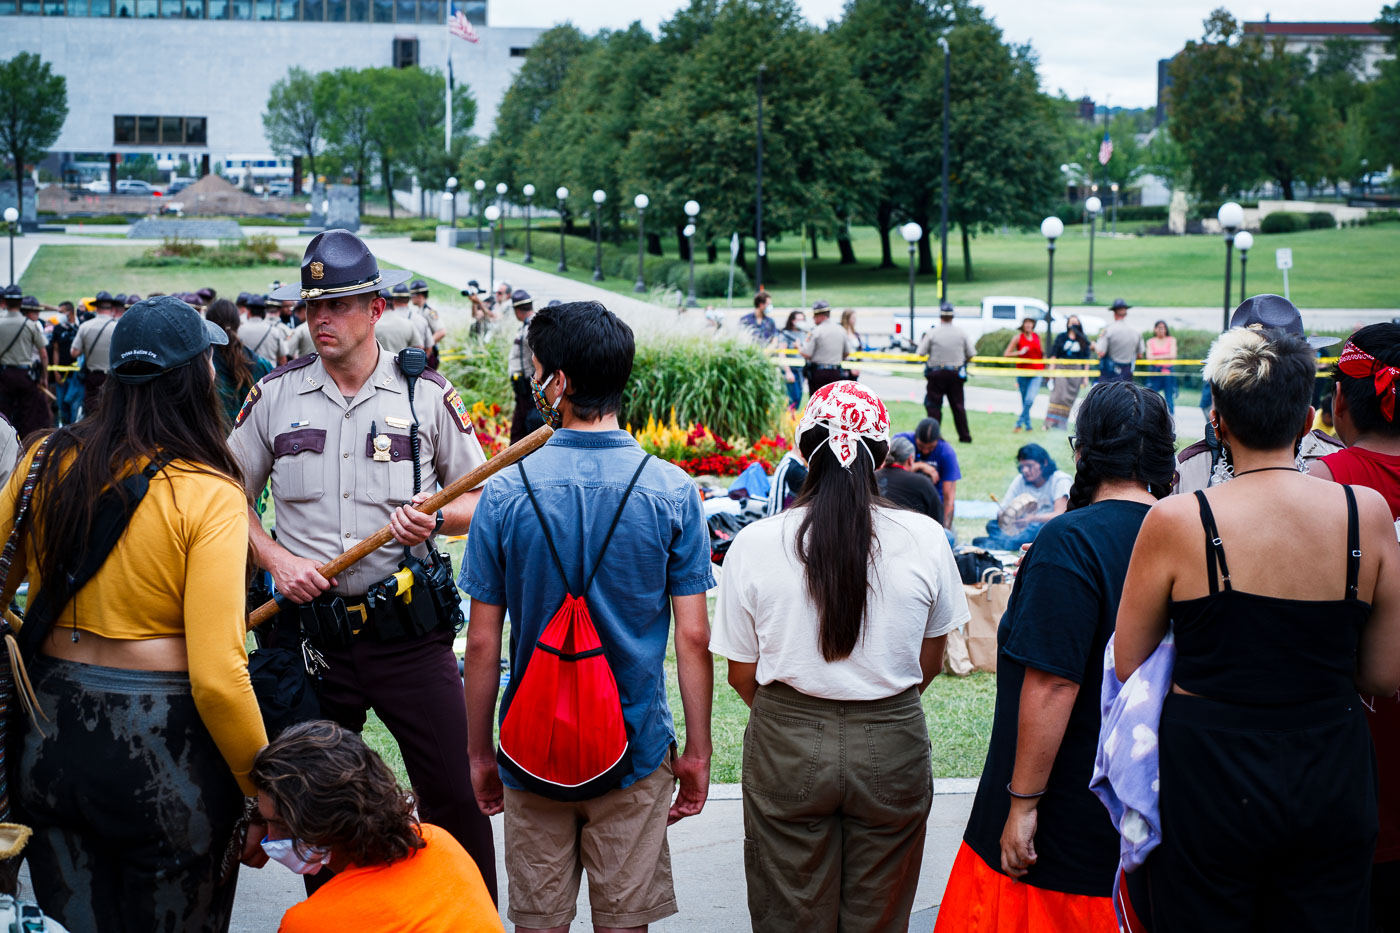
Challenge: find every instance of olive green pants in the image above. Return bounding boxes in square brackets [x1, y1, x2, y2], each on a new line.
[741, 681, 933, 933]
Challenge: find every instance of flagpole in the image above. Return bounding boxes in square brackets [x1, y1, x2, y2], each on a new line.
[444, 28, 452, 154]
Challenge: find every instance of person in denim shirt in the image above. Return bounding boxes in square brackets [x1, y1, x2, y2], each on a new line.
[461, 300, 715, 933]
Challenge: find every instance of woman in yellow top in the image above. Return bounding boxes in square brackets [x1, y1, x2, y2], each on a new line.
[0, 296, 267, 932]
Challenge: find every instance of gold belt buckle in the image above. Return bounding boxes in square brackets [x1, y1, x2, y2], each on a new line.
[345, 602, 369, 635]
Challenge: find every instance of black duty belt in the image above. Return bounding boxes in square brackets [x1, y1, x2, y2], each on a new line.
[927, 364, 962, 371]
[809, 363, 844, 370]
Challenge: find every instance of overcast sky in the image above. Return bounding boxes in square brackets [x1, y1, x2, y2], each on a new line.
[488, 0, 1387, 108]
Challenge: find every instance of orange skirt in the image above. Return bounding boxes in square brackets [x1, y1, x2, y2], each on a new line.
[933, 842, 1118, 933]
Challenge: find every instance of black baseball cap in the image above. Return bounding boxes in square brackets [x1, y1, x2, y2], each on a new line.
[1229, 294, 1338, 349]
[111, 296, 227, 385]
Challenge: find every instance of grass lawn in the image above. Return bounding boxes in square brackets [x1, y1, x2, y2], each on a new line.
[502, 222, 1400, 310]
[17, 244, 458, 305]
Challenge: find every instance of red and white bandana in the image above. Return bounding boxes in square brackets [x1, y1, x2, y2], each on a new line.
[1338, 340, 1399, 422]
[797, 380, 890, 469]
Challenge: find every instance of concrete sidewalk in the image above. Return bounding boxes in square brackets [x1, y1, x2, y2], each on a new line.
[229, 785, 976, 931]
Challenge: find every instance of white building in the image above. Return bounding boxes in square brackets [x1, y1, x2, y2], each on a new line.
[1242, 19, 1391, 79]
[2, 1, 541, 188]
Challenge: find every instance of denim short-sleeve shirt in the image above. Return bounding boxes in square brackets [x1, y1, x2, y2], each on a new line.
[459, 429, 715, 790]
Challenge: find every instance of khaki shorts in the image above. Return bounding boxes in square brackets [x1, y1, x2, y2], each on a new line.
[503, 755, 677, 929]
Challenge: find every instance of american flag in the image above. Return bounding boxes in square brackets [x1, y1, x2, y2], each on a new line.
[1098, 131, 1113, 166]
[449, 9, 479, 42]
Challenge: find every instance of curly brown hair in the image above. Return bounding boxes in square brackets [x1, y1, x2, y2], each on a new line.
[250, 720, 425, 867]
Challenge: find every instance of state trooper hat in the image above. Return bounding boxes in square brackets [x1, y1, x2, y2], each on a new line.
[1229, 294, 1338, 349]
[236, 291, 251, 305]
[409, 279, 429, 294]
[269, 228, 411, 302]
[124, 293, 140, 307]
[2, 285, 21, 303]
[246, 293, 266, 310]
[512, 289, 533, 309]
[1110, 298, 1131, 312]
[19, 296, 41, 313]
[94, 290, 115, 307]
[391, 281, 411, 298]
[111, 295, 227, 385]
[812, 299, 831, 316]
[113, 294, 128, 306]
[377, 287, 393, 301]
[939, 301, 955, 316]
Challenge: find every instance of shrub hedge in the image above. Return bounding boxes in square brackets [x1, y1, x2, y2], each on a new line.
[1050, 204, 1169, 226]
[496, 229, 751, 299]
[1260, 212, 1304, 234]
[1306, 211, 1337, 230]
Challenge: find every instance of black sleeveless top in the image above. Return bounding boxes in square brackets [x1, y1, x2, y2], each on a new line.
[1169, 487, 1369, 705]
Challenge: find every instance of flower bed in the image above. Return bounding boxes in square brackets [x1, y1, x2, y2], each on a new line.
[632, 410, 798, 477]
[469, 401, 511, 458]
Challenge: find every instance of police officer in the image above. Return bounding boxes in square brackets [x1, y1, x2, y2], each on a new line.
[239, 294, 288, 366]
[507, 289, 544, 444]
[73, 290, 120, 417]
[408, 279, 447, 366]
[228, 229, 497, 901]
[800, 299, 849, 395]
[389, 282, 433, 350]
[287, 314, 316, 360]
[0, 292, 50, 438]
[236, 292, 252, 320]
[123, 293, 140, 315]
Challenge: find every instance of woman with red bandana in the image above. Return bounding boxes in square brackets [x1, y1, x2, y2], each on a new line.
[1313, 323, 1400, 932]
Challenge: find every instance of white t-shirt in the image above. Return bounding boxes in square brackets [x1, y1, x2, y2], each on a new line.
[1002, 470, 1073, 517]
[709, 506, 970, 701]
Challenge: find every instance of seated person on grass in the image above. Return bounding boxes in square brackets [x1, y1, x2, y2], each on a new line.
[894, 417, 962, 529]
[247, 720, 502, 933]
[973, 443, 1072, 552]
[878, 436, 957, 548]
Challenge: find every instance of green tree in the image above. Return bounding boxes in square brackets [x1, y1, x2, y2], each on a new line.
[1368, 4, 1400, 168]
[320, 67, 377, 214]
[263, 66, 329, 187]
[0, 52, 68, 210]
[625, 0, 880, 277]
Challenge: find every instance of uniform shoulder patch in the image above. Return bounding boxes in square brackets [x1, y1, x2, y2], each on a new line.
[234, 383, 262, 428]
[1176, 438, 1211, 464]
[264, 353, 318, 382]
[420, 367, 447, 388]
[443, 388, 473, 434]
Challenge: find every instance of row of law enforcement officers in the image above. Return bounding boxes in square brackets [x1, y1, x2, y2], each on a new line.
[238, 294, 292, 366]
[227, 229, 498, 902]
[0, 286, 50, 438]
[506, 289, 544, 444]
[407, 279, 446, 367]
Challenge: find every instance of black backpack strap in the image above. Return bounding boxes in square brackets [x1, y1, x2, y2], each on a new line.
[518, 461, 576, 597]
[1343, 485, 1361, 601]
[583, 455, 651, 597]
[0, 321, 28, 363]
[18, 453, 173, 659]
[79, 318, 114, 372]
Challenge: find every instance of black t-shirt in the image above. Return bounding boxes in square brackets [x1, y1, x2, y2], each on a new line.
[52, 320, 80, 366]
[876, 466, 942, 522]
[963, 498, 1150, 896]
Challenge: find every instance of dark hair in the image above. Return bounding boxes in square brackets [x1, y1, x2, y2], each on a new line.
[783, 311, 805, 331]
[1016, 443, 1057, 477]
[251, 721, 425, 867]
[205, 299, 255, 406]
[1021, 317, 1037, 332]
[1209, 328, 1316, 449]
[915, 417, 941, 444]
[527, 300, 634, 421]
[1153, 320, 1171, 336]
[26, 343, 243, 596]
[794, 425, 889, 662]
[753, 290, 770, 310]
[1067, 383, 1175, 510]
[58, 301, 74, 312]
[1334, 323, 1400, 437]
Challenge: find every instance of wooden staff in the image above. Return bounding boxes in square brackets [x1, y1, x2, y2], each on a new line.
[247, 424, 553, 630]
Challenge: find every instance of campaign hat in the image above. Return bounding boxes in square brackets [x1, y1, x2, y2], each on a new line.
[1109, 298, 1131, 311]
[19, 295, 42, 313]
[377, 288, 393, 301]
[939, 301, 955, 317]
[512, 289, 533, 309]
[1229, 294, 1338, 349]
[811, 299, 832, 316]
[409, 279, 429, 295]
[1, 285, 21, 303]
[236, 291, 251, 305]
[390, 281, 412, 298]
[124, 293, 140, 307]
[111, 295, 227, 385]
[246, 293, 267, 311]
[269, 229, 411, 302]
[113, 294, 128, 306]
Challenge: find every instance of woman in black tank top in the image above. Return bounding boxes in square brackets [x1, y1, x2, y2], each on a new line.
[1112, 324, 1400, 933]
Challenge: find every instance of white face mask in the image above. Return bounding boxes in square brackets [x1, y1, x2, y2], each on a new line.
[261, 836, 332, 875]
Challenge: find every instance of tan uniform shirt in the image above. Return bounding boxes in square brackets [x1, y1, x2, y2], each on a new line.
[288, 322, 316, 360]
[1096, 320, 1146, 365]
[395, 306, 433, 349]
[802, 319, 849, 366]
[0, 312, 48, 368]
[73, 315, 117, 373]
[510, 316, 534, 379]
[375, 312, 422, 355]
[239, 318, 287, 362]
[415, 302, 443, 340]
[917, 322, 976, 367]
[227, 348, 486, 596]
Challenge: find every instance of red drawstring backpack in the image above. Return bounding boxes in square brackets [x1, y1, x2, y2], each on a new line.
[497, 455, 651, 801]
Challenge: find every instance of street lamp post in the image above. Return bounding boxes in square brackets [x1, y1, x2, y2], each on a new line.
[555, 186, 569, 272]
[473, 179, 485, 249]
[592, 189, 606, 281]
[684, 199, 700, 308]
[1217, 201, 1244, 331]
[484, 204, 500, 290]
[1110, 182, 1119, 236]
[633, 193, 649, 293]
[900, 222, 922, 345]
[938, 34, 951, 300]
[1234, 230, 1253, 304]
[1084, 196, 1102, 303]
[4, 207, 17, 286]
[522, 184, 535, 263]
[755, 64, 766, 290]
[446, 176, 458, 228]
[495, 182, 508, 255]
[1041, 215, 1064, 347]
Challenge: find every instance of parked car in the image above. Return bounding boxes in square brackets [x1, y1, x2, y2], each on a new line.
[891, 296, 1107, 351]
[164, 178, 194, 195]
[115, 179, 157, 195]
[266, 179, 293, 197]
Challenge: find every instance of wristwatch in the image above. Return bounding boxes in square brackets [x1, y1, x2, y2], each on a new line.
[433, 510, 445, 535]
